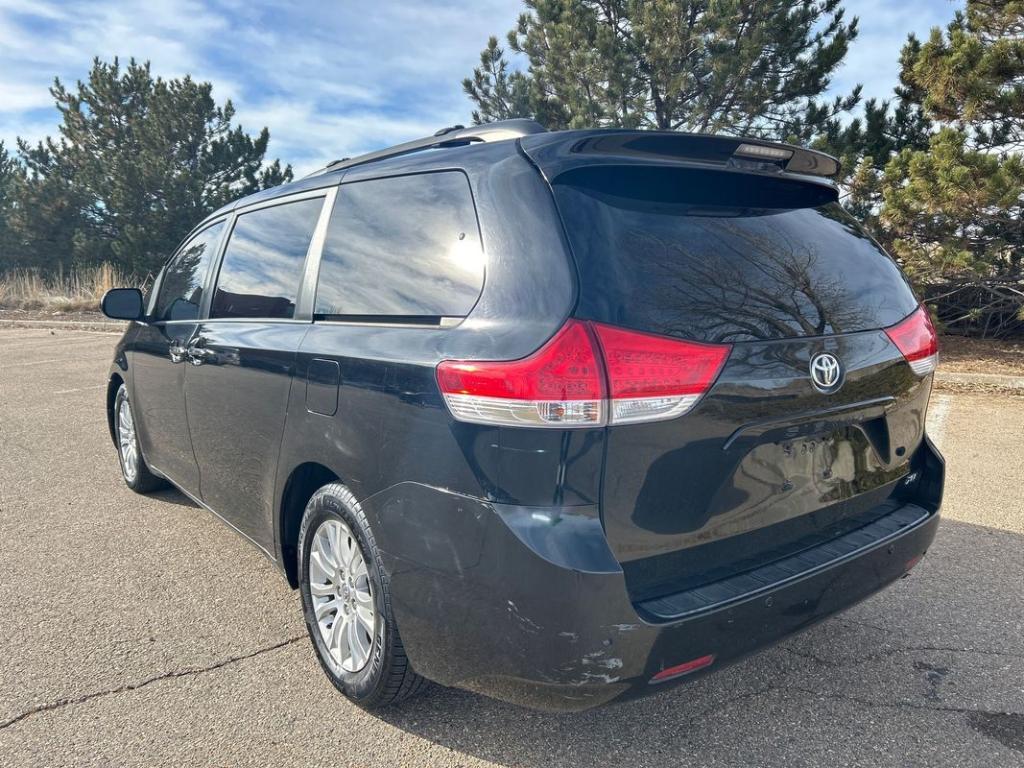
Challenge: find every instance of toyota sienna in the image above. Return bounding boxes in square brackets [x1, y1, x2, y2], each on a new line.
[101, 120, 944, 712]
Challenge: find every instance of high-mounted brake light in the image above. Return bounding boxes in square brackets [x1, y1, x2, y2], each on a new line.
[885, 304, 939, 376]
[436, 321, 731, 428]
[734, 143, 794, 161]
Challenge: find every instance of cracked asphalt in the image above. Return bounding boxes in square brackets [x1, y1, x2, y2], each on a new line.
[1, 326, 1022, 768]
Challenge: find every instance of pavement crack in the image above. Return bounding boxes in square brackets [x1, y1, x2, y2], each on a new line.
[784, 644, 1024, 669]
[779, 684, 1020, 718]
[0, 635, 305, 731]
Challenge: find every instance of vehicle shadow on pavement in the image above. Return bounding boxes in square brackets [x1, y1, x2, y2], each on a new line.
[149, 486, 200, 509]
[374, 518, 1024, 767]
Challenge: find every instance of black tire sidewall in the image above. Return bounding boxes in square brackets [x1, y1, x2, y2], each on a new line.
[298, 486, 390, 704]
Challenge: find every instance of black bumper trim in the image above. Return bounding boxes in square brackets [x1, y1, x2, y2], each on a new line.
[637, 503, 932, 621]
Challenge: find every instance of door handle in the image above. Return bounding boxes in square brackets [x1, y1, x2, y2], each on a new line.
[168, 340, 188, 363]
[187, 342, 213, 366]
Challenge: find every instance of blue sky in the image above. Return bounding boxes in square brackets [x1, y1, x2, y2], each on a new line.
[0, 0, 957, 176]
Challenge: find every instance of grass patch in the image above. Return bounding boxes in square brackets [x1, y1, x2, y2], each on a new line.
[0, 264, 145, 313]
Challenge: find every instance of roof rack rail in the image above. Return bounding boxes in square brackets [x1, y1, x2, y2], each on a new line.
[309, 119, 546, 177]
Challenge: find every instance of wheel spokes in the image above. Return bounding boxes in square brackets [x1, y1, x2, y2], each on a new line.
[309, 548, 335, 581]
[307, 517, 378, 673]
[348, 614, 371, 669]
[315, 597, 339, 622]
[118, 399, 138, 480]
[354, 602, 374, 635]
[309, 580, 335, 598]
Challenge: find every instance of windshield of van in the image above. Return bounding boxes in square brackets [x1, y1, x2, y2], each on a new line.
[552, 165, 918, 343]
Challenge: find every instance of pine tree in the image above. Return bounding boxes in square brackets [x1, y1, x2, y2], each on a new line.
[13, 58, 293, 275]
[879, 2, 1024, 284]
[0, 142, 24, 266]
[463, 0, 861, 138]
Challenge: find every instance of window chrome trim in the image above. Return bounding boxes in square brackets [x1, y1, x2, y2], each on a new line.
[232, 186, 334, 216]
[152, 317, 313, 326]
[296, 186, 337, 321]
[313, 315, 464, 329]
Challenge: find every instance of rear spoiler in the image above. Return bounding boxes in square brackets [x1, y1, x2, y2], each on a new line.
[520, 130, 840, 183]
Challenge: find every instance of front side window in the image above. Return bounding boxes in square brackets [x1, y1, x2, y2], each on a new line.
[153, 221, 225, 321]
[314, 171, 484, 320]
[211, 197, 324, 320]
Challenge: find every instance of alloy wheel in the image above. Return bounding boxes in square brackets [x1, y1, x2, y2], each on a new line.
[308, 518, 377, 672]
[118, 396, 139, 483]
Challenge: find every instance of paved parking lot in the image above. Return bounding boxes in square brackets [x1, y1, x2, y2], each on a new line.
[1, 326, 1022, 767]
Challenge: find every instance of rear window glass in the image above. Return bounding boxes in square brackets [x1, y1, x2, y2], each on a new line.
[314, 171, 484, 320]
[553, 166, 918, 343]
[211, 197, 324, 320]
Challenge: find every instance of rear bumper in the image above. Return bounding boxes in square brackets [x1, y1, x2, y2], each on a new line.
[362, 438, 943, 712]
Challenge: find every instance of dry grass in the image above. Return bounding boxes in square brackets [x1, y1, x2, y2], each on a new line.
[0, 264, 143, 313]
[939, 335, 1024, 376]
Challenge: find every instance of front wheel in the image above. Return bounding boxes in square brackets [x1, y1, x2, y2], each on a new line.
[114, 384, 165, 493]
[297, 482, 427, 709]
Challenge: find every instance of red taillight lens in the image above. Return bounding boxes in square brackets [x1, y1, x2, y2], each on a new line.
[436, 321, 731, 427]
[885, 304, 939, 376]
[436, 320, 605, 427]
[592, 323, 732, 424]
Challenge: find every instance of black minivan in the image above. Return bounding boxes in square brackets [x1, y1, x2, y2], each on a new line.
[101, 120, 943, 712]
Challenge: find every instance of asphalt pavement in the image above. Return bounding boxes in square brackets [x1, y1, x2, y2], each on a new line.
[0, 326, 1021, 767]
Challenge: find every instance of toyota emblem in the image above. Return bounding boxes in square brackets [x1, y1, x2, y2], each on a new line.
[809, 353, 842, 392]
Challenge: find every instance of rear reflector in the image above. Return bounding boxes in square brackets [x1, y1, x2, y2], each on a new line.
[649, 654, 715, 684]
[437, 320, 731, 427]
[885, 304, 939, 376]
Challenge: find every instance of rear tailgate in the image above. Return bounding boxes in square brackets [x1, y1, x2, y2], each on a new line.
[537, 150, 933, 602]
[603, 330, 931, 601]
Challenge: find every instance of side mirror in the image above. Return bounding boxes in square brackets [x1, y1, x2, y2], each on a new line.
[101, 288, 146, 321]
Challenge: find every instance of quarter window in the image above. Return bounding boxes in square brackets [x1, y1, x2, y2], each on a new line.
[211, 197, 324, 320]
[153, 222, 225, 322]
[314, 172, 484, 320]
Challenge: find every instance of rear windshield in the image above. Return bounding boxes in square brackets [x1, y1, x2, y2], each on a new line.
[553, 166, 918, 343]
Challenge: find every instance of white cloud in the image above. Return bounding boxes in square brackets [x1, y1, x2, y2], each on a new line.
[831, 0, 955, 100]
[0, 82, 55, 113]
[0, 0, 960, 169]
[0, 0, 521, 168]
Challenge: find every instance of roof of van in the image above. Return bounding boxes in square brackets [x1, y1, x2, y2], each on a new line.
[192, 123, 839, 234]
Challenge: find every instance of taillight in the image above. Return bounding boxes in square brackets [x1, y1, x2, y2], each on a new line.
[436, 321, 731, 428]
[885, 304, 939, 376]
[436, 321, 605, 427]
[592, 323, 731, 425]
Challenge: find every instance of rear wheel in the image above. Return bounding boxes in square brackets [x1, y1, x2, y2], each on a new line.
[114, 384, 165, 493]
[298, 482, 427, 708]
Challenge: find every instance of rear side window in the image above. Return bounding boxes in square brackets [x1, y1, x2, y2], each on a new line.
[553, 166, 919, 343]
[154, 221, 225, 321]
[314, 171, 484, 320]
[211, 197, 324, 320]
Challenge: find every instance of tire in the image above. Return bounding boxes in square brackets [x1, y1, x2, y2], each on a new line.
[114, 384, 166, 493]
[298, 482, 427, 709]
